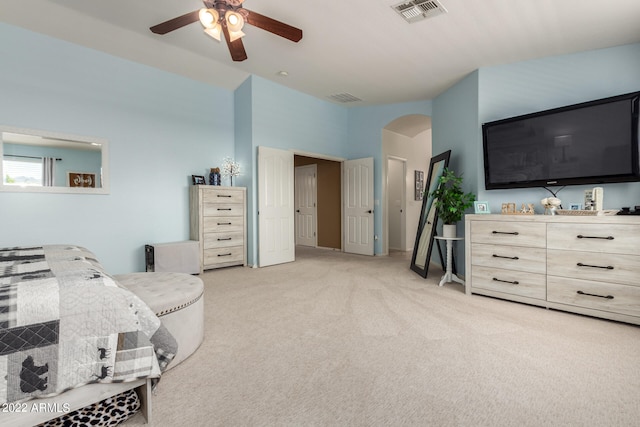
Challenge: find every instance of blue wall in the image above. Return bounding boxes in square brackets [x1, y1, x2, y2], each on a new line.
[0, 23, 235, 273]
[347, 100, 432, 253]
[432, 43, 640, 275]
[432, 72, 480, 272]
[476, 44, 640, 212]
[241, 76, 349, 265]
[3, 20, 638, 275]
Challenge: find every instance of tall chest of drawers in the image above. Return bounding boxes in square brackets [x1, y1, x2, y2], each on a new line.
[465, 214, 640, 325]
[189, 185, 247, 272]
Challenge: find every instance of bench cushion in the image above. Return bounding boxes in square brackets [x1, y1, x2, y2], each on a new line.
[114, 272, 204, 369]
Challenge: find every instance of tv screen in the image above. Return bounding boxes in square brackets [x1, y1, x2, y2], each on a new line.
[482, 91, 640, 190]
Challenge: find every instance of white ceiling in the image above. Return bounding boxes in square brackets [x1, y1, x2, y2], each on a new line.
[2, 0, 640, 107]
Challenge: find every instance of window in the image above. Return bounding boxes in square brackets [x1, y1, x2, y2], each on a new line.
[3, 158, 43, 186]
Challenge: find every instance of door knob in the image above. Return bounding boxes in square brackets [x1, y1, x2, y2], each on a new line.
[296, 209, 300, 213]
[367, 210, 373, 214]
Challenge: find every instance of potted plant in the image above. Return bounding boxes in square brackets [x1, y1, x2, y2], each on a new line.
[429, 168, 476, 238]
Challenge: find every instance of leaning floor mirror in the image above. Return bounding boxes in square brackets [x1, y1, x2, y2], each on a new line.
[410, 150, 450, 278]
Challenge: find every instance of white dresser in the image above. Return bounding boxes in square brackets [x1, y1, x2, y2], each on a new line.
[465, 214, 640, 325]
[189, 185, 247, 272]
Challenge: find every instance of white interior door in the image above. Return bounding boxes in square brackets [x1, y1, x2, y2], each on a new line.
[344, 157, 374, 256]
[258, 146, 295, 267]
[388, 158, 406, 251]
[295, 164, 317, 247]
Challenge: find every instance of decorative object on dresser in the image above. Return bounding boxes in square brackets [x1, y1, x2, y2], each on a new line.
[191, 174, 206, 185]
[474, 201, 490, 214]
[190, 185, 247, 272]
[464, 214, 640, 325]
[501, 202, 534, 215]
[555, 209, 619, 216]
[209, 167, 221, 185]
[221, 157, 241, 186]
[541, 197, 562, 215]
[617, 206, 640, 215]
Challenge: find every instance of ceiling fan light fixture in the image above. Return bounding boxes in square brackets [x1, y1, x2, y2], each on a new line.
[199, 8, 219, 29]
[204, 26, 222, 42]
[225, 11, 245, 32]
[228, 30, 245, 42]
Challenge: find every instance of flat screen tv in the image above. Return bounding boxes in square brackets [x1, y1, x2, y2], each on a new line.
[482, 91, 640, 190]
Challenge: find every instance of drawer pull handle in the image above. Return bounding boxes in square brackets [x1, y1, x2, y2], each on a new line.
[492, 254, 519, 260]
[218, 222, 232, 225]
[577, 290, 614, 300]
[576, 235, 614, 240]
[577, 262, 614, 270]
[217, 195, 232, 198]
[218, 253, 232, 257]
[217, 208, 232, 211]
[492, 277, 519, 285]
[217, 238, 232, 241]
[492, 231, 519, 235]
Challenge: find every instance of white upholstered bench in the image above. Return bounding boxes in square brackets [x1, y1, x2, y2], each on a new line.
[114, 272, 204, 369]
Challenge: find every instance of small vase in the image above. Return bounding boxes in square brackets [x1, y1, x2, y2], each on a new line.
[209, 172, 221, 186]
[443, 223, 457, 238]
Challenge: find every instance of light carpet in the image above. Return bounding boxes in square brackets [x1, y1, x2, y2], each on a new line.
[125, 247, 639, 426]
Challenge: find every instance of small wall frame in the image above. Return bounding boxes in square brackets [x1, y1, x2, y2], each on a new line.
[415, 170, 424, 201]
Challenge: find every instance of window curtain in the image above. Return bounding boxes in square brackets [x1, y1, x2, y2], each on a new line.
[42, 157, 55, 187]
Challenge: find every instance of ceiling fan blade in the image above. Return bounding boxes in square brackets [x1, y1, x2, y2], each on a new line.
[150, 10, 200, 35]
[243, 8, 303, 42]
[222, 25, 248, 62]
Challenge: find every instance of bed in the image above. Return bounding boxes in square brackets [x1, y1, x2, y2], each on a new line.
[0, 245, 177, 426]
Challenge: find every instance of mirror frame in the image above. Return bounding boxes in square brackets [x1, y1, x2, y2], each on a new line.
[410, 150, 450, 278]
[0, 126, 109, 194]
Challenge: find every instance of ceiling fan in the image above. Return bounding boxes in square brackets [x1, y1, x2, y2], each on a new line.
[150, 0, 303, 62]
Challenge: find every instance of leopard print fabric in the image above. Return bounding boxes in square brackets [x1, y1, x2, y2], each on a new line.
[38, 389, 140, 427]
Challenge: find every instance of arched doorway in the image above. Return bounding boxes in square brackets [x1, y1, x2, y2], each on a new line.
[382, 114, 432, 256]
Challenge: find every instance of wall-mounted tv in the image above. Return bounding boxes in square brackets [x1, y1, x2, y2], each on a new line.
[482, 91, 640, 190]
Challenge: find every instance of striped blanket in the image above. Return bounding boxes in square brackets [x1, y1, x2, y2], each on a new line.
[0, 245, 176, 404]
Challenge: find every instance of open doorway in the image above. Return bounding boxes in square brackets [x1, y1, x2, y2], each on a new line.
[294, 155, 341, 250]
[387, 156, 407, 252]
[382, 115, 432, 256]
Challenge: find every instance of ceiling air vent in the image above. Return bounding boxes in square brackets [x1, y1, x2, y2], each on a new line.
[327, 93, 362, 103]
[392, 0, 447, 23]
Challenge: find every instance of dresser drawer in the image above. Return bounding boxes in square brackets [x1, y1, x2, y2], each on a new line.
[204, 231, 244, 249]
[547, 276, 640, 318]
[202, 188, 244, 204]
[547, 249, 640, 287]
[471, 243, 546, 274]
[203, 203, 244, 217]
[547, 223, 640, 255]
[203, 216, 244, 233]
[204, 246, 244, 267]
[470, 221, 546, 248]
[471, 266, 546, 300]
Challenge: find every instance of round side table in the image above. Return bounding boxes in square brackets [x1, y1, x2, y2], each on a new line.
[433, 236, 464, 287]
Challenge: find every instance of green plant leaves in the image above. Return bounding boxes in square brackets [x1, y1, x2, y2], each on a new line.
[429, 168, 476, 224]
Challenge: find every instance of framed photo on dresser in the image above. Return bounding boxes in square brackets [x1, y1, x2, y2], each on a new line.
[191, 175, 206, 185]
